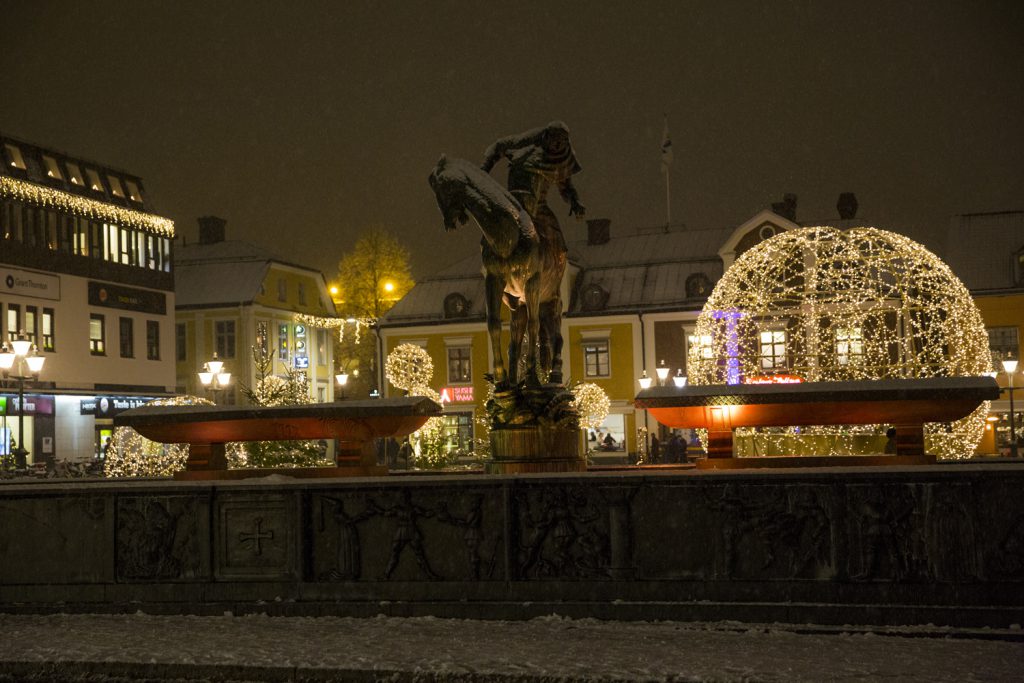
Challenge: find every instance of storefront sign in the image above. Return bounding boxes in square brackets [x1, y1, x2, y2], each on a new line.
[88, 281, 166, 314]
[80, 396, 156, 417]
[744, 374, 804, 384]
[294, 357, 310, 369]
[439, 386, 474, 403]
[1, 266, 60, 301]
[0, 394, 54, 415]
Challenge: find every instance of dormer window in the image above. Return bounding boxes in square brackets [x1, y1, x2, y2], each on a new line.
[84, 168, 104, 192]
[65, 162, 83, 185]
[4, 144, 26, 170]
[125, 179, 142, 203]
[107, 176, 125, 198]
[42, 155, 63, 180]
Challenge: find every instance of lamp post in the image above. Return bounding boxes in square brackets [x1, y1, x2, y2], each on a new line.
[198, 353, 231, 404]
[1001, 355, 1019, 458]
[655, 360, 670, 387]
[0, 332, 46, 470]
[335, 371, 349, 400]
[673, 370, 687, 388]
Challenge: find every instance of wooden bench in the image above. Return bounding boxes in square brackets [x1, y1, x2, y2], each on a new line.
[115, 397, 441, 479]
[635, 376, 999, 468]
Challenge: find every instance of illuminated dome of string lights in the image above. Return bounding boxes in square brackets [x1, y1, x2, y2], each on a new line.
[686, 226, 992, 459]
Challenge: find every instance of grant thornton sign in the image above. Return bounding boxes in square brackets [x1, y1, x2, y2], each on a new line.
[0, 266, 60, 301]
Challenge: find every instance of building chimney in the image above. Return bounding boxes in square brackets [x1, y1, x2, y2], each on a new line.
[771, 193, 798, 221]
[587, 218, 611, 245]
[837, 193, 858, 220]
[197, 215, 227, 244]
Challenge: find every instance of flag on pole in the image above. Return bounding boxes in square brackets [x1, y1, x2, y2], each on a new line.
[661, 117, 673, 173]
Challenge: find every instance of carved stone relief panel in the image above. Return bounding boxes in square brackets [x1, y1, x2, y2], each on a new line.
[512, 484, 610, 580]
[972, 478, 1024, 581]
[116, 495, 208, 582]
[214, 494, 297, 580]
[844, 483, 928, 582]
[0, 495, 113, 584]
[311, 487, 506, 582]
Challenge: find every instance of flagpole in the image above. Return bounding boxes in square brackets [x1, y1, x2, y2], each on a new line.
[665, 164, 671, 229]
[661, 115, 673, 231]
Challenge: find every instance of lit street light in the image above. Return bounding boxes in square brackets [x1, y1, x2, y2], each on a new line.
[335, 371, 349, 400]
[0, 332, 46, 470]
[655, 360, 670, 387]
[1001, 354, 1019, 458]
[198, 353, 231, 404]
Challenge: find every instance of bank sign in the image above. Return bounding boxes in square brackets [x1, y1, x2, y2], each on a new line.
[0, 266, 60, 301]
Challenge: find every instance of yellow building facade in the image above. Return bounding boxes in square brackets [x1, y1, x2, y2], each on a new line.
[175, 217, 337, 405]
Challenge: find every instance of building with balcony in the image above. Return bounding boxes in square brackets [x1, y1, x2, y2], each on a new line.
[0, 133, 176, 464]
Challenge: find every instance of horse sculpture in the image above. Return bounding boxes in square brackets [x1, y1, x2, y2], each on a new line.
[428, 155, 566, 389]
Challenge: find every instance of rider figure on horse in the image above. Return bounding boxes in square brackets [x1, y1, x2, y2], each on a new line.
[481, 121, 587, 231]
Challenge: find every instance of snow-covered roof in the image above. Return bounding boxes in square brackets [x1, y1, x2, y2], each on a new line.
[174, 239, 325, 308]
[943, 211, 1024, 292]
[383, 253, 486, 324]
[381, 225, 732, 326]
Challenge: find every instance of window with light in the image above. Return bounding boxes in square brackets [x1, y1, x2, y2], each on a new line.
[584, 340, 610, 378]
[835, 326, 864, 366]
[759, 329, 787, 370]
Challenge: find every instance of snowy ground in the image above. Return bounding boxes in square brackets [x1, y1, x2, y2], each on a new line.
[0, 613, 1020, 682]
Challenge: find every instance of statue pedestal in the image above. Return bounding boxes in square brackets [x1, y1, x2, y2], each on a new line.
[485, 384, 583, 473]
[488, 425, 585, 473]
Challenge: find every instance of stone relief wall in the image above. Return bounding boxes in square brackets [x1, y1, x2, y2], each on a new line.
[0, 470, 1020, 623]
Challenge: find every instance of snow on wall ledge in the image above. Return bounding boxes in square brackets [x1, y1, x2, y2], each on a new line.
[0, 466, 1021, 629]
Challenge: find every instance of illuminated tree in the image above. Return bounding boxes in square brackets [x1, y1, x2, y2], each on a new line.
[335, 227, 415, 396]
[104, 396, 247, 478]
[337, 227, 414, 319]
[239, 338, 332, 468]
[688, 226, 991, 459]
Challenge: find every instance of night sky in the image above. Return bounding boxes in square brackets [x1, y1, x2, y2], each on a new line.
[2, 1, 1021, 280]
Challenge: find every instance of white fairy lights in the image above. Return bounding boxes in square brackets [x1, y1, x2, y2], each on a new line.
[0, 176, 174, 236]
[687, 227, 991, 459]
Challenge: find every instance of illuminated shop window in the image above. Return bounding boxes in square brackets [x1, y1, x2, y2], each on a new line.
[759, 329, 787, 370]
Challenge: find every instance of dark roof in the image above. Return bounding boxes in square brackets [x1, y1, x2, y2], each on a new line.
[944, 211, 1024, 291]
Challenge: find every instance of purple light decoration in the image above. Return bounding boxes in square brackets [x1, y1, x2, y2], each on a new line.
[711, 309, 743, 385]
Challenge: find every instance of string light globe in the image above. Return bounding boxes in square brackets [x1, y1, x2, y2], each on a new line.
[385, 343, 434, 393]
[687, 226, 991, 459]
[572, 382, 611, 432]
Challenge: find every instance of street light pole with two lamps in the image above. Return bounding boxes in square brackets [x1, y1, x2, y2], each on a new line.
[198, 353, 231, 404]
[0, 332, 46, 470]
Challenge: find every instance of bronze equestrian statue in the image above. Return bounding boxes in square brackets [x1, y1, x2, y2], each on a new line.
[428, 122, 585, 391]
